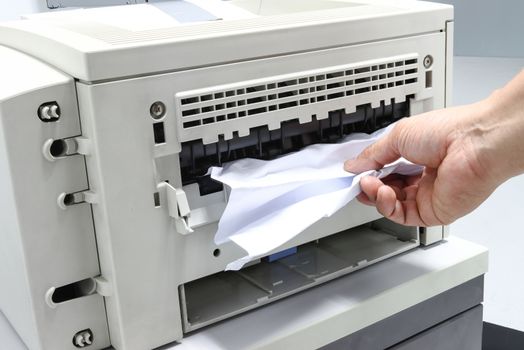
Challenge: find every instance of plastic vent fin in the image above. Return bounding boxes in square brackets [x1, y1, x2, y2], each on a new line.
[176, 55, 419, 142]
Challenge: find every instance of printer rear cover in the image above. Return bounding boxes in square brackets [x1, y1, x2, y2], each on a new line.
[0, 1, 453, 349]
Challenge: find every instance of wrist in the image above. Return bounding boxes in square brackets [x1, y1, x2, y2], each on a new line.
[474, 86, 524, 182]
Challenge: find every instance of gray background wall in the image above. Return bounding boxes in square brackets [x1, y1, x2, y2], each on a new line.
[432, 0, 524, 58]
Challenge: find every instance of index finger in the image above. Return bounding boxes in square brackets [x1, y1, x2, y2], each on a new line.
[344, 129, 401, 173]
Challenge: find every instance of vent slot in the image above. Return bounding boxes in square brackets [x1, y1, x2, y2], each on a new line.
[177, 56, 419, 131]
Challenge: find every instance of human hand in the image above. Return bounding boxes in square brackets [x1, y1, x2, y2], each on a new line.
[344, 84, 524, 226]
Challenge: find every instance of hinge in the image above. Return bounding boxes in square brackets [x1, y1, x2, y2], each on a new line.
[94, 276, 112, 297]
[57, 190, 98, 209]
[74, 137, 92, 155]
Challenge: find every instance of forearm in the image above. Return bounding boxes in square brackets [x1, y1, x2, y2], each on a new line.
[470, 69, 524, 182]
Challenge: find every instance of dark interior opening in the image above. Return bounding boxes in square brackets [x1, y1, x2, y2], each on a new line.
[179, 98, 412, 196]
[51, 278, 95, 304]
[153, 122, 166, 144]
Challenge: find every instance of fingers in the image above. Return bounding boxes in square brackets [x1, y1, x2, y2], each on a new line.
[411, 168, 442, 226]
[344, 121, 407, 174]
[375, 185, 398, 217]
[375, 186, 427, 226]
[344, 114, 446, 175]
[359, 176, 383, 202]
[359, 175, 410, 204]
[356, 192, 375, 206]
[363, 184, 417, 225]
[357, 174, 439, 226]
[344, 136, 400, 173]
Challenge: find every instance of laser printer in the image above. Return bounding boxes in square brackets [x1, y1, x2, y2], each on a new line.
[0, 1, 454, 349]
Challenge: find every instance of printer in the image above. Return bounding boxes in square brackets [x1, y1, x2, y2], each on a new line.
[0, 1, 453, 349]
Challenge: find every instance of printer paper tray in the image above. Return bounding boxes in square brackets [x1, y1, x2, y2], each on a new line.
[180, 219, 419, 332]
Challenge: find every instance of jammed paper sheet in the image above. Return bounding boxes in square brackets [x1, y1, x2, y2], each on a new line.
[209, 123, 423, 270]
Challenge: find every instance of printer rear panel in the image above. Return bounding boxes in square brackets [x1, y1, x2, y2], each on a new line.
[75, 31, 447, 348]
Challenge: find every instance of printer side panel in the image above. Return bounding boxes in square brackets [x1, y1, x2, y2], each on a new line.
[0, 46, 110, 350]
[0, 97, 40, 350]
[445, 21, 454, 110]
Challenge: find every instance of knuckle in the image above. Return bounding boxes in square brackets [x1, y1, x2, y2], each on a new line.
[357, 144, 375, 160]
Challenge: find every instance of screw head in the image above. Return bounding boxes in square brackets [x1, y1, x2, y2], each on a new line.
[72, 329, 94, 348]
[38, 102, 61, 122]
[150, 101, 166, 120]
[423, 55, 433, 69]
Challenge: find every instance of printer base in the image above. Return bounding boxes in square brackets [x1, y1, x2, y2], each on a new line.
[323, 276, 484, 350]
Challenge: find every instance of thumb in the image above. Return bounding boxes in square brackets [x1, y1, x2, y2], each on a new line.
[344, 121, 406, 173]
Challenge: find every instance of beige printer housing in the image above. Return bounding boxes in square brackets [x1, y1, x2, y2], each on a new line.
[0, 1, 453, 349]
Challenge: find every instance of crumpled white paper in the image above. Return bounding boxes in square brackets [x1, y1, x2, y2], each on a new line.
[209, 123, 423, 270]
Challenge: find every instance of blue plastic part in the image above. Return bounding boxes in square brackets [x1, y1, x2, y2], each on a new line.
[150, 1, 218, 23]
[268, 247, 297, 262]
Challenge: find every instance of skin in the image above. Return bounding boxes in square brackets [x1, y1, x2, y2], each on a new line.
[344, 70, 524, 226]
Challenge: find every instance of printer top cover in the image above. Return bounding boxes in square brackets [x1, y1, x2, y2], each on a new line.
[0, 0, 452, 81]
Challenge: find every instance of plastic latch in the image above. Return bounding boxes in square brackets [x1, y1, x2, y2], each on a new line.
[159, 182, 193, 235]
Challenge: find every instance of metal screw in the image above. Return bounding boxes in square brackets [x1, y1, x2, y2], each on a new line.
[150, 101, 166, 120]
[38, 102, 61, 122]
[423, 55, 433, 69]
[72, 329, 93, 348]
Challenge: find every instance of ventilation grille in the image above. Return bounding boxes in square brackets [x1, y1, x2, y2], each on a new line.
[177, 55, 419, 131]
